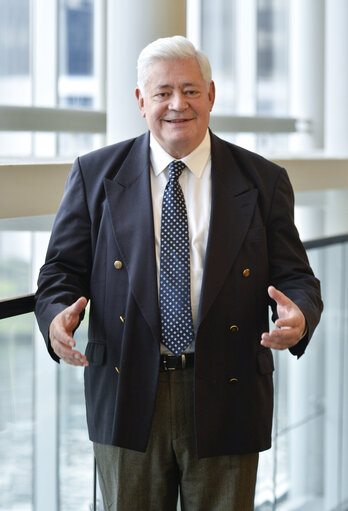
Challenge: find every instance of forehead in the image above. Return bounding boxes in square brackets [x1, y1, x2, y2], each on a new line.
[145, 57, 205, 90]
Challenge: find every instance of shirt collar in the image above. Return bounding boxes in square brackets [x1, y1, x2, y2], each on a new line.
[150, 130, 211, 179]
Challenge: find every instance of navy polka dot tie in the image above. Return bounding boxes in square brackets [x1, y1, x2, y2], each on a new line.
[159, 160, 194, 356]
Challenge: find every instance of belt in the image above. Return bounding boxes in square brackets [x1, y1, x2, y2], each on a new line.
[160, 353, 194, 371]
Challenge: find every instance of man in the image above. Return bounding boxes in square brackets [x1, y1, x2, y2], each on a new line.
[35, 36, 323, 510]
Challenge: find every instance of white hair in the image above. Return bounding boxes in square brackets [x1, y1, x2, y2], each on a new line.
[137, 35, 212, 95]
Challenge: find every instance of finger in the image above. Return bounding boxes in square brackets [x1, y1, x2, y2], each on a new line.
[275, 315, 299, 329]
[261, 338, 289, 350]
[52, 338, 89, 366]
[52, 340, 89, 366]
[265, 327, 294, 342]
[50, 316, 76, 348]
[63, 351, 89, 366]
[261, 334, 292, 350]
[261, 326, 301, 350]
[62, 353, 89, 366]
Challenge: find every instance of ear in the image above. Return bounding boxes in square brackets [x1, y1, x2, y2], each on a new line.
[208, 81, 216, 112]
[135, 88, 146, 118]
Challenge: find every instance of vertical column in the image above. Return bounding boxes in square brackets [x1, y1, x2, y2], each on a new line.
[32, 0, 58, 107]
[325, 0, 348, 155]
[323, 11, 348, 503]
[106, 0, 186, 144]
[234, 0, 257, 150]
[94, 0, 107, 111]
[289, 0, 325, 151]
[32, 231, 59, 511]
[234, 0, 257, 115]
[186, 0, 201, 48]
[341, 250, 348, 508]
[323, 243, 346, 511]
[32, 0, 58, 156]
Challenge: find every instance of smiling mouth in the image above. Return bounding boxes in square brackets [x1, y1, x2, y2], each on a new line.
[164, 119, 192, 124]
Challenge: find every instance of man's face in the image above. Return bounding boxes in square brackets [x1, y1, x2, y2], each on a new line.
[136, 57, 215, 159]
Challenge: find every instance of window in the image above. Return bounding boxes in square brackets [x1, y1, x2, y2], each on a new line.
[196, 0, 295, 153]
[0, 0, 105, 159]
[0, 0, 31, 104]
[1, 1, 348, 510]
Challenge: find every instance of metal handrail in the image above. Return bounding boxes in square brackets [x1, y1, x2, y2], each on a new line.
[303, 233, 348, 250]
[0, 293, 35, 319]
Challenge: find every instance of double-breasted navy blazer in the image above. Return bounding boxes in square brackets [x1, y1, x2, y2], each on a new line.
[35, 131, 323, 458]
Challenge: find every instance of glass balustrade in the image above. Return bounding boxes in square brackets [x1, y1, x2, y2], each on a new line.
[0, 222, 347, 511]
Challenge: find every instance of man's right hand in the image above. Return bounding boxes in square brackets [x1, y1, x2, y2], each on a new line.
[49, 297, 89, 366]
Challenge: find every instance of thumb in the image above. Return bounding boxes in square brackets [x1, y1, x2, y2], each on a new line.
[70, 296, 88, 315]
[64, 297, 87, 331]
[268, 286, 290, 306]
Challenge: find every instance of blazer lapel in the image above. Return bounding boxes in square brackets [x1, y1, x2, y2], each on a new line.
[197, 134, 258, 327]
[103, 133, 161, 344]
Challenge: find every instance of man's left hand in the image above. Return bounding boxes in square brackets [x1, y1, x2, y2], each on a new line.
[261, 286, 306, 350]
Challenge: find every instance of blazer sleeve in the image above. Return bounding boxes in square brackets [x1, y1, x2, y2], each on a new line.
[266, 167, 323, 357]
[34, 157, 92, 362]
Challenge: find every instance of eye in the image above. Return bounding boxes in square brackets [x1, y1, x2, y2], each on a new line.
[185, 89, 200, 97]
[154, 91, 170, 100]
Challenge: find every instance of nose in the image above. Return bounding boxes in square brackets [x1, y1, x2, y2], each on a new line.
[168, 91, 188, 111]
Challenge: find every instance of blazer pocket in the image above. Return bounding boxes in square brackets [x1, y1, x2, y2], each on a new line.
[257, 349, 274, 375]
[85, 341, 106, 366]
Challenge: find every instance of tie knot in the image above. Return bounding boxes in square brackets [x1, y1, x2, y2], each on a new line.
[168, 160, 186, 182]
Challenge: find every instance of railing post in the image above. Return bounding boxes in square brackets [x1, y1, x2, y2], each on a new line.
[93, 456, 97, 511]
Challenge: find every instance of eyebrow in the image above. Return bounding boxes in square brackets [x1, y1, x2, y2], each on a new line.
[154, 82, 199, 91]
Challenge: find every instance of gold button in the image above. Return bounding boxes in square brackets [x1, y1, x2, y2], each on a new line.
[115, 366, 120, 373]
[228, 377, 239, 384]
[119, 315, 125, 323]
[229, 325, 239, 333]
[114, 260, 123, 270]
[243, 268, 251, 278]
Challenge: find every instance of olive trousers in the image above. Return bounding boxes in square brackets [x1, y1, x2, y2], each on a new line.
[94, 368, 258, 511]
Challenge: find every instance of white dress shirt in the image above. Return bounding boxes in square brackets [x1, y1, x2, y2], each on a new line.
[149, 130, 212, 354]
